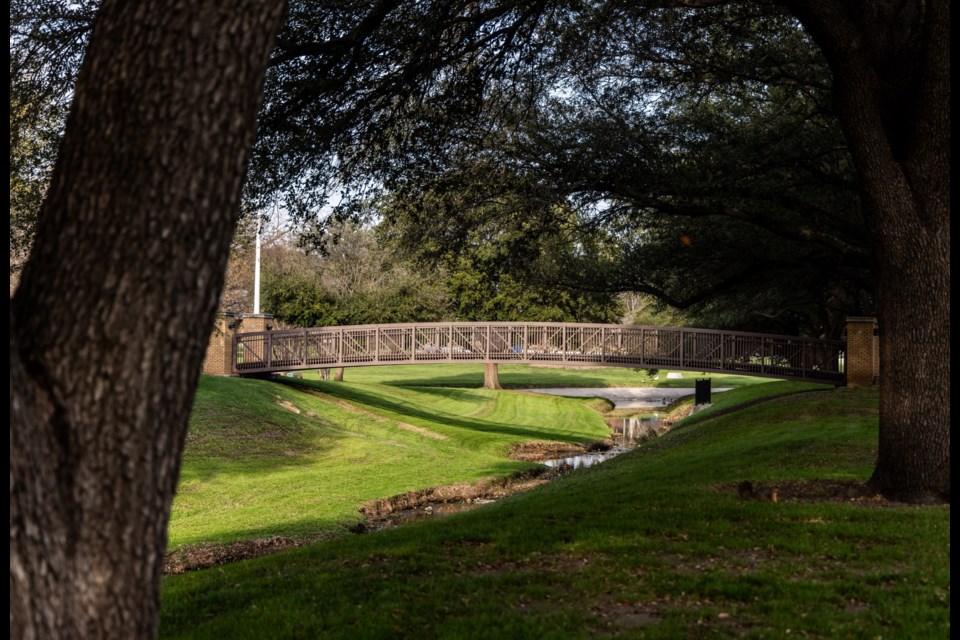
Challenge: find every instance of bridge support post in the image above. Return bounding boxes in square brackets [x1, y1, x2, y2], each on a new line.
[483, 363, 501, 390]
[333, 367, 344, 381]
[202, 313, 237, 375]
[202, 312, 275, 376]
[845, 316, 879, 387]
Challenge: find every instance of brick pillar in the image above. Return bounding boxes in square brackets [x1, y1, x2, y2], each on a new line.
[483, 363, 501, 390]
[202, 313, 239, 375]
[202, 313, 275, 376]
[845, 317, 879, 387]
[236, 313, 274, 333]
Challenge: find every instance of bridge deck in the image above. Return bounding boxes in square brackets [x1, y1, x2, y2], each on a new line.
[233, 322, 845, 384]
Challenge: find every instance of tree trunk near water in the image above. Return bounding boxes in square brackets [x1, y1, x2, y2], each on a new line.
[9, 1, 287, 637]
[788, 0, 949, 501]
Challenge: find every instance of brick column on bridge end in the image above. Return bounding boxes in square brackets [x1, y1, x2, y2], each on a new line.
[483, 363, 502, 390]
[845, 316, 879, 387]
[202, 312, 275, 376]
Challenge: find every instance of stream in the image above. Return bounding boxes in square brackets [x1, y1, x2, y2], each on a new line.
[369, 385, 729, 530]
[542, 414, 665, 469]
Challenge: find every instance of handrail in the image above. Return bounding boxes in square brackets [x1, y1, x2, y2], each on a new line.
[233, 322, 845, 384]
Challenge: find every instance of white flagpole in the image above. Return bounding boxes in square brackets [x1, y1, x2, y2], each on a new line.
[253, 213, 262, 314]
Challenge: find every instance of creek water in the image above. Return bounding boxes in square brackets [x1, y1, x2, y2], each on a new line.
[377, 415, 666, 529]
[542, 414, 665, 469]
[372, 410, 672, 530]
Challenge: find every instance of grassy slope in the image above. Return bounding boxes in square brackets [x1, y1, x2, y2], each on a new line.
[172, 371, 618, 547]
[162, 382, 949, 639]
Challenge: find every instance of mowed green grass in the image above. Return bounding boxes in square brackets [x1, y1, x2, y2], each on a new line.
[313, 362, 774, 389]
[172, 369, 622, 548]
[161, 383, 949, 638]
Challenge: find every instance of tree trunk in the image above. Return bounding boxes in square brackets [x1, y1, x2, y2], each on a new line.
[9, 1, 287, 637]
[788, 1, 949, 501]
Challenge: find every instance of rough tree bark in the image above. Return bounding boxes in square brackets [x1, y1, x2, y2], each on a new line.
[787, 0, 950, 501]
[10, 1, 287, 637]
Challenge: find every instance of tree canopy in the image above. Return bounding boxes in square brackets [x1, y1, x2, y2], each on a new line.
[340, 2, 872, 337]
[10, 1, 94, 265]
[8, 1, 872, 336]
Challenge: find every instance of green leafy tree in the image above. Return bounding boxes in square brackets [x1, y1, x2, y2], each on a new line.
[260, 223, 454, 327]
[367, 4, 869, 338]
[10, 1, 95, 268]
[378, 189, 625, 323]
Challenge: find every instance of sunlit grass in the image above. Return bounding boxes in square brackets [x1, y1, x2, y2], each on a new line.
[162, 384, 949, 639]
[171, 373, 618, 547]
[172, 369, 799, 547]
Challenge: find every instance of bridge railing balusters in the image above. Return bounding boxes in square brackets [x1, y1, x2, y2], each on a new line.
[231, 322, 845, 384]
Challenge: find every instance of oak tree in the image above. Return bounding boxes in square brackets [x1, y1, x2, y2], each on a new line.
[10, 0, 287, 636]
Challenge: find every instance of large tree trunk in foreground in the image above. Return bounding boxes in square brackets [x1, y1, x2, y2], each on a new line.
[10, 1, 287, 637]
[789, 1, 949, 501]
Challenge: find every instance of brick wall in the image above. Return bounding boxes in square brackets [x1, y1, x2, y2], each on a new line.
[202, 313, 274, 376]
[846, 317, 879, 387]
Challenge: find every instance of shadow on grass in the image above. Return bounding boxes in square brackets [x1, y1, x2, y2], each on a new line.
[325, 364, 771, 389]
[362, 369, 631, 389]
[281, 379, 607, 445]
[161, 387, 951, 640]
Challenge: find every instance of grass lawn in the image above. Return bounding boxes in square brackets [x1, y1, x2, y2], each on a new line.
[173, 366, 774, 548]
[173, 369, 622, 547]
[309, 362, 776, 389]
[162, 374, 949, 638]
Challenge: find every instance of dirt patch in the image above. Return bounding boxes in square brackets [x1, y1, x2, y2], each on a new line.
[591, 593, 748, 634]
[509, 440, 610, 462]
[591, 600, 664, 630]
[470, 551, 597, 578]
[276, 399, 301, 414]
[165, 535, 315, 575]
[716, 479, 901, 506]
[661, 404, 693, 425]
[392, 422, 448, 440]
[356, 467, 561, 529]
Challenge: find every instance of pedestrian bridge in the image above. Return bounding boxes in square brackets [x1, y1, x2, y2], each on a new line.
[231, 322, 845, 384]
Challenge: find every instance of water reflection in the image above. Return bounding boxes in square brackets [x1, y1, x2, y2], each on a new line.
[543, 415, 665, 469]
[613, 414, 665, 446]
[542, 451, 615, 469]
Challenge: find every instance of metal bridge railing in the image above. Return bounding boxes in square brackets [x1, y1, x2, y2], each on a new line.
[234, 322, 845, 384]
